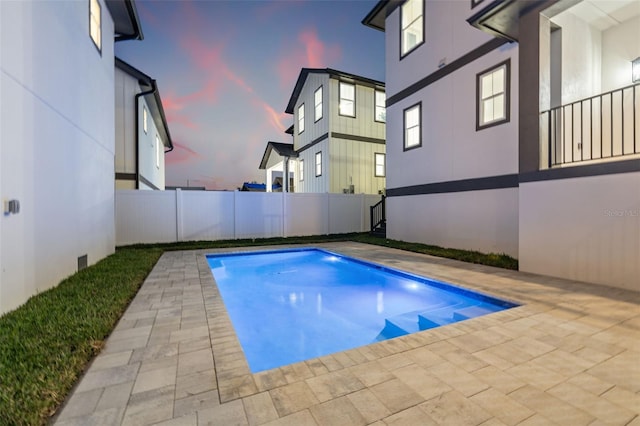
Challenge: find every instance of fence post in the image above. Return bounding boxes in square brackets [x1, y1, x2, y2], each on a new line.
[175, 188, 183, 242]
[282, 192, 287, 238]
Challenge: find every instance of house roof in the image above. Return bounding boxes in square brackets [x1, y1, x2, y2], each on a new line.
[285, 125, 294, 135]
[115, 58, 173, 150]
[259, 142, 298, 170]
[285, 68, 385, 114]
[362, 0, 392, 31]
[106, 0, 144, 41]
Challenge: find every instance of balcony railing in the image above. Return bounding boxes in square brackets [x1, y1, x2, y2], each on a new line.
[541, 83, 639, 167]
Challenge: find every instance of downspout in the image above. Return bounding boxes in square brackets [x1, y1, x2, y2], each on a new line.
[134, 84, 156, 190]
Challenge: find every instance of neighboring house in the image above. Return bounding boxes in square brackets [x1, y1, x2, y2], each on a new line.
[0, 0, 142, 315]
[281, 68, 387, 194]
[363, 0, 639, 290]
[259, 141, 298, 192]
[240, 182, 282, 192]
[115, 58, 173, 190]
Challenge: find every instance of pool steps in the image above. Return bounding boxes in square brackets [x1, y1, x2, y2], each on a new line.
[375, 303, 499, 341]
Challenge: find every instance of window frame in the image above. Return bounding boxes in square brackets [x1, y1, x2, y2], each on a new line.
[155, 135, 161, 169]
[471, 0, 485, 9]
[89, 0, 102, 53]
[314, 86, 323, 122]
[403, 102, 422, 151]
[143, 106, 148, 134]
[375, 90, 386, 123]
[299, 159, 304, 181]
[338, 81, 356, 118]
[374, 153, 386, 177]
[476, 59, 511, 131]
[400, 0, 424, 59]
[315, 151, 322, 177]
[298, 103, 305, 134]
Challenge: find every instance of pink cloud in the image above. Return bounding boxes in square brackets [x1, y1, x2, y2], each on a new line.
[253, 99, 288, 133]
[165, 141, 201, 165]
[276, 28, 341, 88]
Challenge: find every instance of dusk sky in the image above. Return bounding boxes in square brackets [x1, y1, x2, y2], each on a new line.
[115, 0, 385, 190]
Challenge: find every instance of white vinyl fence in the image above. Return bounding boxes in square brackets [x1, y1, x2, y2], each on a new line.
[115, 190, 382, 245]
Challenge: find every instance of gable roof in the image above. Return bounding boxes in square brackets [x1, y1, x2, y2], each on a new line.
[259, 142, 298, 170]
[115, 58, 173, 150]
[106, 0, 144, 41]
[285, 68, 385, 114]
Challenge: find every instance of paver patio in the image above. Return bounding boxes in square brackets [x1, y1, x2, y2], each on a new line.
[52, 242, 640, 425]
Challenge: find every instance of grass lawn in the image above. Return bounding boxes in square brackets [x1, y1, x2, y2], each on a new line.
[0, 233, 516, 425]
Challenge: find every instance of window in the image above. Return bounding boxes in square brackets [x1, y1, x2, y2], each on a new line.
[143, 106, 148, 134]
[403, 102, 421, 150]
[339, 82, 355, 117]
[155, 135, 161, 169]
[298, 104, 305, 134]
[477, 60, 510, 130]
[375, 90, 386, 123]
[374, 153, 386, 177]
[401, 0, 423, 57]
[89, 0, 101, 52]
[315, 151, 322, 177]
[299, 160, 304, 181]
[314, 86, 323, 122]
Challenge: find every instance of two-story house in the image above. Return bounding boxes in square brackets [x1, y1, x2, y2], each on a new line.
[0, 0, 143, 314]
[364, 0, 639, 291]
[262, 68, 387, 195]
[115, 58, 173, 190]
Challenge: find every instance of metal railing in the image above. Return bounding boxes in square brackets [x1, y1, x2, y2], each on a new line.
[370, 195, 385, 232]
[541, 83, 639, 167]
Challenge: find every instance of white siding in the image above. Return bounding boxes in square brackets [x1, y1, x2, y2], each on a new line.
[330, 79, 386, 140]
[0, 0, 116, 314]
[329, 138, 385, 194]
[296, 139, 329, 193]
[293, 73, 330, 151]
[137, 97, 166, 190]
[115, 67, 136, 175]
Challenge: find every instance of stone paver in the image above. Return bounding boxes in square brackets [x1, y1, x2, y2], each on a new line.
[52, 243, 640, 425]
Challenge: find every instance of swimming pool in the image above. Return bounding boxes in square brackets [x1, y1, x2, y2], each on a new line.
[207, 248, 518, 373]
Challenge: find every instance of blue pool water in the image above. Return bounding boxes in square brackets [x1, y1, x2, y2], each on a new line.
[207, 248, 517, 373]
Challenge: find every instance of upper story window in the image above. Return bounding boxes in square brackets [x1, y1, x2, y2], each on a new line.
[404, 102, 422, 150]
[298, 103, 305, 134]
[374, 153, 386, 177]
[143, 106, 148, 134]
[401, 0, 423, 58]
[477, 60, 510, 130]
[375, 90, 386, 123]
[314, 86, 323, 122]
[315, 151, 322, 177]
[89, 0, 101, 52]
[339, 82, 355, 117]
[155, 135, 161, 169]
[299, 160, 304, 181]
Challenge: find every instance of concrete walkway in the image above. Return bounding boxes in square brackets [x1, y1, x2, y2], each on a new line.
[53, 242, 640, 425]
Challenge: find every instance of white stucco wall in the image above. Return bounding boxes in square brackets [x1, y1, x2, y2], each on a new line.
[519, 171, 640, 291]
[388, 188, 519, 257]
[601, 15, 640, 92]
[0, 0, 116, 314]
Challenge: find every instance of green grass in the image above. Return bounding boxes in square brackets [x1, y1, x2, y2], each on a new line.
[0, 233, 516, 425]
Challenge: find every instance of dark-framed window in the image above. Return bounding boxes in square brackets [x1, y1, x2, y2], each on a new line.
[476, 59, 510, 131]
[339, 81, 355, 117]
[400, 0, 423, 58]
[314, 86, 323, 122]
[374, 153, 386, 177]
[299, 159, 304, 181]
[375, 90, 386, 123]
[471, 0, 485, 9]
[298, 103, 305, 134]
[403, 102, 422, 151]
[89, 0, 102, 52]
[315, 151, 322, 177]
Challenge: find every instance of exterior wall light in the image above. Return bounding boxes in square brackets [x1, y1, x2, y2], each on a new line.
[633, 57, 640, 83]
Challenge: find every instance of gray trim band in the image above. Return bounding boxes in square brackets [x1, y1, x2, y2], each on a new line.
[296, 133, 329, 153]
[519, 159, 640, 183]
[386, 38, 510, 107]
[387, 174, 519, 197]
[115, 172, 136, 181]
[331, 132, 385, 144]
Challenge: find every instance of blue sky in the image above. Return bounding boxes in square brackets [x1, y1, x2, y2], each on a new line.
[115, 0, 384, 190]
